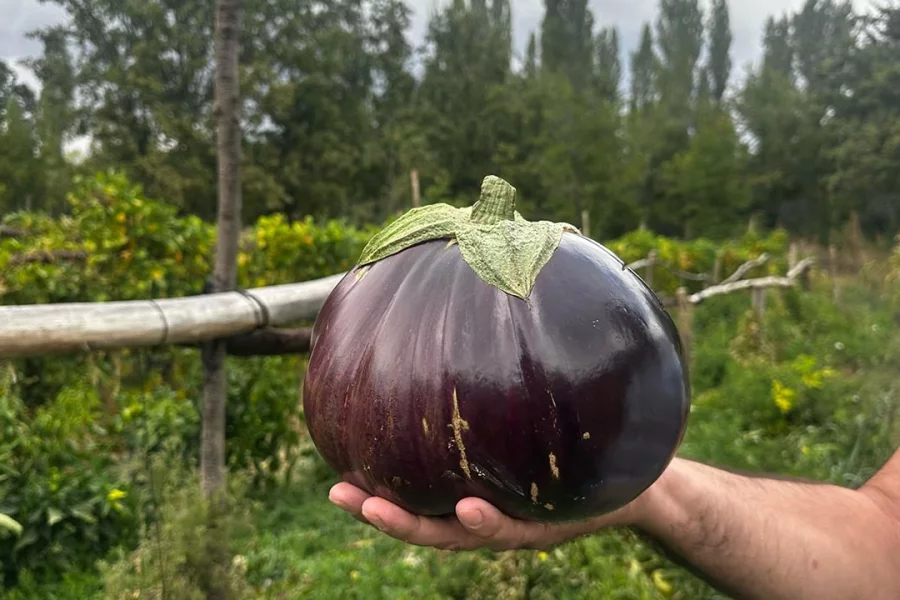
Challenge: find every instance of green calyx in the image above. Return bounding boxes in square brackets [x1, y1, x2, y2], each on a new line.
[356, 175, 579, 299]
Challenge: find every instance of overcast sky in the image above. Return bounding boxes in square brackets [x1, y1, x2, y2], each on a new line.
[1, 0, 870, 93]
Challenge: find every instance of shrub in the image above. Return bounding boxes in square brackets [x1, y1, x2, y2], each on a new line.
[0, 373, 138, 588]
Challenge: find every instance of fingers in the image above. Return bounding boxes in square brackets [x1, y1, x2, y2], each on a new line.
[329, 483, 596, 552]
[328, 482, 373, 525]
[360, 495, 475, 551]
[455, 497, 549, 550]
[329, 482, 476, 549]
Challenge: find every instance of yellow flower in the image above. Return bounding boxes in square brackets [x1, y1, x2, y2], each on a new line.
[652, 570, 673, 595]
[537, 551, 549, 562]
[151, 268, 164, 282]
[350, 570, 359, 580]
[628, 558, 642, 578]
[116, 213, 127, 224]
[772, 379, 796, 414]
[107, 489, 127, 502]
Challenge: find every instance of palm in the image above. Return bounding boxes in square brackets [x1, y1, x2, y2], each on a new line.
[328, 482, 634, 551]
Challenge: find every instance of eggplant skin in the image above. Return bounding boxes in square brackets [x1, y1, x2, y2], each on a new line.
[302, 233, 690, 523]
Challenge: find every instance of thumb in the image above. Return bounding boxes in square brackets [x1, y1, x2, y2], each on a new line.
[455, 498, 551, 550]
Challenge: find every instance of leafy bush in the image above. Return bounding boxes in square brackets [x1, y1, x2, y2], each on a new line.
[0, 171, 375, 591]
[99, 459, 257, 600]
[605, 227, 791, 295]
[0, 373, 138, 588]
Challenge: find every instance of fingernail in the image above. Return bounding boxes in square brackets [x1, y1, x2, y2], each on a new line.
[367, 515, 386, 531]
[464, 509, 484, 529]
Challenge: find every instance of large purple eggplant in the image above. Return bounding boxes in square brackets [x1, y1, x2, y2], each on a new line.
[302, 176, 690, 523]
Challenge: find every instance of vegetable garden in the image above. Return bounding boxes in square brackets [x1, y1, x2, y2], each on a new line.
[2, 171, 898, 599]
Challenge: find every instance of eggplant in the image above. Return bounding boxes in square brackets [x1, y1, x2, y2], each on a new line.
[303, 176, 690, 522]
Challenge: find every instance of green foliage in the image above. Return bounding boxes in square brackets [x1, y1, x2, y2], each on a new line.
[0, 0, 896, 243]
[1, 171, 373, 307]
[0, 172, 374, 591]
[605, 227, 790, 295]
[238, 214, 373, 289]
[0, 372, 138, 588]
[2, 170, 899, 597]
[99, 460, 256, 600]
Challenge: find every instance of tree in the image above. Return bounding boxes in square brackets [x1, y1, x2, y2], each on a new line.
[416, 0, 514, 203]
[655, 0, 704, 115]
[0, 62, 42, 213]
[707, 0, 732, 103]
[540, 0, 594, 90]
[24, 26, 76, 213]
[594, 27, 621, 103]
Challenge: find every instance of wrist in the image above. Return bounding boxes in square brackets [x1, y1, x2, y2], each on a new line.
[626, 457, 689, 533]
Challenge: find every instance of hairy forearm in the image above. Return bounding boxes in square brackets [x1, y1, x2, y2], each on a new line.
[633, 458, 900, 600]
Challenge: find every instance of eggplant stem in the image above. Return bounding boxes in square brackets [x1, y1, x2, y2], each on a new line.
[471, 175, 517, 225]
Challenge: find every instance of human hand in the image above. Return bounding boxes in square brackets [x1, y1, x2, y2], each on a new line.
[328, 482, 645, 551]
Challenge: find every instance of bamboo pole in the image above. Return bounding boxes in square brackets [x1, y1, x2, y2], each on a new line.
[0, 273, 345, 359]
[0, 258, 817, 361]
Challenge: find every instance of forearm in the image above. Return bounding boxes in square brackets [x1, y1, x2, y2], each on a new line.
[633, 458, 900, 600]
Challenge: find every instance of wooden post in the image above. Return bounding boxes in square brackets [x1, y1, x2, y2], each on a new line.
[645, 250, 656, 289]
[581, 209, 590, 238]
[204, 0, 243, 506]
[849, 211, 863, 269]
[712, 253, 723, 284]
[675, 287, 692, 367]
[410, 169, 420, 208]
[829, 244, 840, 304]
[751, 287, 767, 321]
[788, 242, 798, 270]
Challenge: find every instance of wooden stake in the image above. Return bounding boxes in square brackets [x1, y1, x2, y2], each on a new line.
[410, 169, 420, 208]
[203, 0, 243, 505]
[829, 244, 840, 304]
[645, 250, 656, 288]
[751, 287, 767, 320]
[675, 287, 692, 366]
[713, 254, 723, 283]
[581, 209, 590, 238]
[788, 242, 798, 270]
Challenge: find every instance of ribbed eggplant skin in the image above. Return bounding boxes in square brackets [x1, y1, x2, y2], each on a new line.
[303, 233, 690, 523]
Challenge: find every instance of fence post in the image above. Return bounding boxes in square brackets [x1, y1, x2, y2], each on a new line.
[410, 169, 421, 208]
[675, 287, 692, 367]
[645, 250, 656, 289]
[751, 286, 767, 321]
[712, 252, 723, 286]
[829, 244, 840, 305]
[581, 209, 590, 238]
